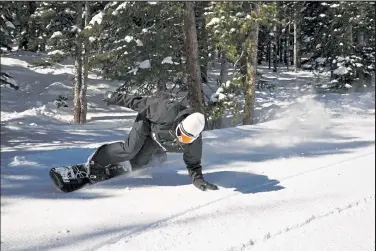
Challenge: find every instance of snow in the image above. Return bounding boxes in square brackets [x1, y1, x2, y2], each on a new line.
[303, 36, 313, 42]
[47, 50, 64, 55]
[330, 4, 340, 8]
[89, 11, 104, 25]
[6, 21, 15, 29]
[207, 17, 221, 27]
[127, 67, 138, 75]
[51, 31, 63, 39]
[125, 36, 133, 43]
[112, 2, 128, 16]
[315, 57, 326, 64]
[138, 60, 151, 69]
[135, 39, 143, 47]
[304, 17, 316, 21]
[1, 52, 375, 251]
[70, 25, 80, 33]
[337, 56, 345, 62]
[161, 56, 174, 64]
[333, 66, 349, 75]
[210, 87, 226, 103]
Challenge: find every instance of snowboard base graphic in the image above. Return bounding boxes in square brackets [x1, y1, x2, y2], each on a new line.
[49, 163, 129, 193]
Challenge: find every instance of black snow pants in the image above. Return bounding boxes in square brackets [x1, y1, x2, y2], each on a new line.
[90, 114, 163, 169]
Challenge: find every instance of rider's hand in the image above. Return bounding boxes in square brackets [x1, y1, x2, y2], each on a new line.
[193, 178, 219, 191]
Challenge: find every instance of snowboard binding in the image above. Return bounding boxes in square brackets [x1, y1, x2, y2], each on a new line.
[86, 161, 130, 183]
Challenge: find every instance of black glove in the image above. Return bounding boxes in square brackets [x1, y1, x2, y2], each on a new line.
[193, 178, 219, 191]
[189, 167, 218, 191]
[103, 91, 115, 105]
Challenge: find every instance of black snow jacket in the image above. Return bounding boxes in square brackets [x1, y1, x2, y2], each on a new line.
[107, 92, 203, 176]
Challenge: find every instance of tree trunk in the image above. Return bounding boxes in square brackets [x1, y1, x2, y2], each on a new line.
[73, 2, 83, 124]
[183, 1, 204, 113]
[277, 1, 283, 64]
[293, 6, 301, 72]
[278, 28, 283, 64]
[273, 24, 278, 72]
[27, 2, 38, 52]
[243, 3, 260, 125]
[267, 39, 271, 69]
[357, 28, 364, 47]
[272, 8, 278, 72]
[290, 24, 294, 66]
[284, 24, 288, 68]
[80, 2, 90, 124]
[18, 2, 37, 51]
[345, 21, 353, 55]
[356, 3, 366, 87]
[239, 44, 248, 86]
[196, 1, 209, 84]
[219, 51, 228, 86]
[258, 43, 264, 65]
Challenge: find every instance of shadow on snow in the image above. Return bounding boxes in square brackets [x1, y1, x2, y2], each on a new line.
[95, 168, 285, 195]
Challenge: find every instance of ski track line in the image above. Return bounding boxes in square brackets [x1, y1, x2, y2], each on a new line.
[86, 151, 375, 251]
[228, 194, 375, 251]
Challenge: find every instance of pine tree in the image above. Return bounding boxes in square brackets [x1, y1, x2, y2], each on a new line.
[86, 2, 185, 95]
[301, 1, 375, 90]
[1, 2, 20, 52]
[205, 2, 276, 125]
[29, 2, 79, 58]
[183, 1, 204, 113]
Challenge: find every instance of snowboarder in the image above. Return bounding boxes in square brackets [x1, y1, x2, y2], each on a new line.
[86, 91, 219, 191]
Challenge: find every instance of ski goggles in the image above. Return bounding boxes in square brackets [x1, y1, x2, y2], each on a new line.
[176, 123, 198, 144]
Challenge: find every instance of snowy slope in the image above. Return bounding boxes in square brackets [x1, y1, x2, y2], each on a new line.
[1, 52, 375, 251]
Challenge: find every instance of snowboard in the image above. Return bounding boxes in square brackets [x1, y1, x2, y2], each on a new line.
[49, 163, 130, 193]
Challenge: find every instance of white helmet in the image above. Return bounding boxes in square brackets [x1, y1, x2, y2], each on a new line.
[176, 112, 205, 144]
